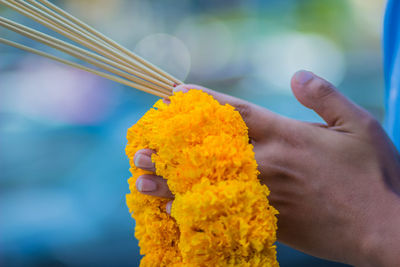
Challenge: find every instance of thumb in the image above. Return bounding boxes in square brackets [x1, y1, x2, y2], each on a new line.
[291, 70, 366, 127]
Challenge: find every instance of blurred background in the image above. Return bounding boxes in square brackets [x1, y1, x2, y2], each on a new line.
[0, 0, 386, 266]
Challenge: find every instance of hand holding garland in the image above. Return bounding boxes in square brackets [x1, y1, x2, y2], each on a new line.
[134, 70, 400, 267]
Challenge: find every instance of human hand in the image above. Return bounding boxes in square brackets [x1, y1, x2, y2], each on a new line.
[133, 71, 400, 266]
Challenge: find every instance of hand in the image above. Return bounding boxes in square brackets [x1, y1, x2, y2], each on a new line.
[133, 71, 400, 267]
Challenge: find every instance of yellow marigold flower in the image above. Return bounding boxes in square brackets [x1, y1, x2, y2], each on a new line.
[126, 90, 279, 266]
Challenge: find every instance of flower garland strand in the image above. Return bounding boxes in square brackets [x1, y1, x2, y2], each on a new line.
[126, 90, 279, 266]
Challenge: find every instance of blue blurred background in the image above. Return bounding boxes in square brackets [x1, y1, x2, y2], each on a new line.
[0, 0, 386, 266]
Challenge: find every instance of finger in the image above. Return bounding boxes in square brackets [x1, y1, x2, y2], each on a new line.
[291, 70, 368, 128]
[162, 98, 171, 104]
[173, 84, 286, 140]
[166, 200, 173, 214]
[136, 174, 174, 199]
[134, 149, 156, 172]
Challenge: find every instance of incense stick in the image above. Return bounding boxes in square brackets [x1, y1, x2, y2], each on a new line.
[37, 0, 183, 85]
[3, 0, 170, 85]
[0, 0, 182, 97]
[0, 17, 173, 94]
[0, 38, 170, 98]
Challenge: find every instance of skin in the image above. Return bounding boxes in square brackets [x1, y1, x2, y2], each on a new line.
[133, 70, 400, 267]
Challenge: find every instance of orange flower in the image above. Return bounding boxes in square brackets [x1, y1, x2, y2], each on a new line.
[126, 90, 279, 266]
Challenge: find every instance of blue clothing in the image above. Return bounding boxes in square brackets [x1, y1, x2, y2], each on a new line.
[384, 0, 400, 149]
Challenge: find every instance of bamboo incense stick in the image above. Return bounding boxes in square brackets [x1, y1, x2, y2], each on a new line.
[6, 0, 176, 86]
[0, 0, 181, 97]
[0, 16, 173, 94]
[37, 0, 183, 85]
[0, 38, 170, 98]
[0, 17, 171, 94]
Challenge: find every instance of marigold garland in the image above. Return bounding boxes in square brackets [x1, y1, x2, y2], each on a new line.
[126, 90, 279, 266]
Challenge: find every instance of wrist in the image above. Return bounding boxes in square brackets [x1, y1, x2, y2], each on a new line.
[357, 193, 400, 267]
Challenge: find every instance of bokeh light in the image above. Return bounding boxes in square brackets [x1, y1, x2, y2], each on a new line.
[0, 58, 117, 125]
[135, 33, 191, 81]
[176, 16, 234, 79]
[251, 32, 346, 93]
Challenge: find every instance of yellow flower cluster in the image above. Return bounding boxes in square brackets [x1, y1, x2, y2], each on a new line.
[126, 90, 279, 266]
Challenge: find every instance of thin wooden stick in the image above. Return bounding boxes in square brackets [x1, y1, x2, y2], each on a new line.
[0, 38, 170, 98]
[0, 16, 173, 93]
[2, 0, 175, 87]
[0, 0, 181, 97]
[16, 0, 178, 86]
[15, 0, 139, 72]
[1, 0, 136, 72]
[0, 17, 171, 94]
[25, 0, 111, 49]
[6, 0, 145, 74]
[38, 0, 183, 85]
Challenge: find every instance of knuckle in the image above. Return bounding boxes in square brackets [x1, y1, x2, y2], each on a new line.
[161, 183, 170, 194]
[233, 102, 252, 121]
[360, 114, 381, 134]
[158, 179, 172, 197]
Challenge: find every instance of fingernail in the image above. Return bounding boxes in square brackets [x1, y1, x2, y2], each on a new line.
[166, 201, 172, 214]
[136, 177, 157, 192]
[173, 84, 189, 93]
[134, 154, 153, 169]
[294, 70, 314, 85]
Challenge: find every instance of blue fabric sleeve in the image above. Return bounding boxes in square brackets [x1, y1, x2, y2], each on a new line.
[384, 0, 400, 149]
